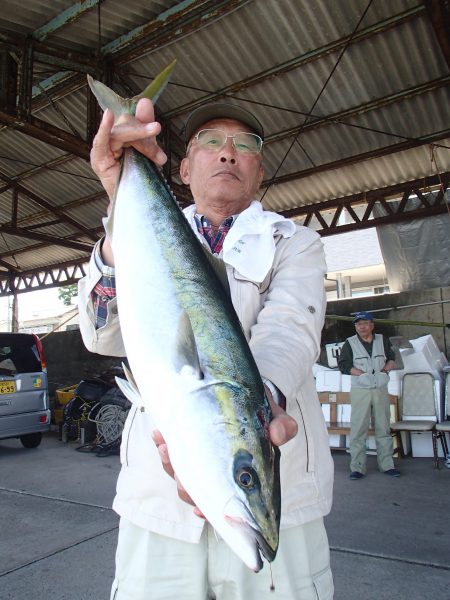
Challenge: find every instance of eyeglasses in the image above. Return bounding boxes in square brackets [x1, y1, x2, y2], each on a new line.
[189, 129, 263, 155]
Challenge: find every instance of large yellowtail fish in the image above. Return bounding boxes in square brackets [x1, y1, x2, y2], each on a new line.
[87, 61, 280, 572]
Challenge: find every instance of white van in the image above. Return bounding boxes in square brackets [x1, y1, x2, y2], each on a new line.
[0, 333, 50, 448]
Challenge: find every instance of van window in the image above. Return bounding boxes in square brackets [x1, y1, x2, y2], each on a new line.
[0, 334, 42, 374]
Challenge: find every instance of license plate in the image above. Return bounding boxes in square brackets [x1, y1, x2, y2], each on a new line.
[0, 380, 16, 394]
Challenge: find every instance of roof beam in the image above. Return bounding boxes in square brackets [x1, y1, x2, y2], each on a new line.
[163, 5, 426, 119]
[261, 131, 450, 189]
[0, 110, 90, 159]
[33, 0, 102, 42]
[0, 259, 88, 296]
[0, 225, 93, 252]
[0, 173, 98, 241]
[264, 76, 450, 145]
[102, 0, 248, 57]
[0, 31, 95, 70]
[280, 173, 450, 235]
[425, 0, 450, 69]
[31, 0, 250, 106]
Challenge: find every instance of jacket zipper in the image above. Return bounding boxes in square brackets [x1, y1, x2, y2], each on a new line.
[295, 398, 310, 472]
[125, 407, 138, 466]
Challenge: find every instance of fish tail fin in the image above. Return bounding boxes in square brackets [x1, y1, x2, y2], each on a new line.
[87, 59, 176, 118]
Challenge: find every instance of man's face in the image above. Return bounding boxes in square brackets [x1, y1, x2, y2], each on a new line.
[179, 118, 264, 212]
[355, 319, 374, 337]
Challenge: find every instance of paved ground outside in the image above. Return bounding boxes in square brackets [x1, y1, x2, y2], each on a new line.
[1, 429, 449, 599]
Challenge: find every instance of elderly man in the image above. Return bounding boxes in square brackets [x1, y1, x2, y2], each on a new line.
[78, 97, 334, 599]
[338, 311, 399, 480]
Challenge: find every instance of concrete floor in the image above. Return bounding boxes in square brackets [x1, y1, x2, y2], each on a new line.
[0, 429, 449, 599]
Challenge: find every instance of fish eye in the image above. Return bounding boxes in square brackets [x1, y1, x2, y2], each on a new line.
[238, 469, 253, 488]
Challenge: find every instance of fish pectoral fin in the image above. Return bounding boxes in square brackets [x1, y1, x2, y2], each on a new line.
[115, 363, 142, 407]
[174, 311, 203, 380]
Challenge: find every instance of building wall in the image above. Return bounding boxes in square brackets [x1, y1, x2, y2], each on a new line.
[42, 329, 123, 399]
[41, 287, 449, 399]
[323, 286, 450, 364]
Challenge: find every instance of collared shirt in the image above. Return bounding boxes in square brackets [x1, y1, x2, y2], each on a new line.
[91, 214, 236, 328]
[90, 213, 284, 405]
[92, 240, 116, 328]
[193, 214, 235, 255]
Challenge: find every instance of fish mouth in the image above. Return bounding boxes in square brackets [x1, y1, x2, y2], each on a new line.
[252, 526, 277, 563]
[225, 507, 278, 568]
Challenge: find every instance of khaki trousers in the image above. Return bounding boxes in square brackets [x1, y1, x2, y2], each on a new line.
[110, 517, 334, 599]
[349, 385, 394, 473]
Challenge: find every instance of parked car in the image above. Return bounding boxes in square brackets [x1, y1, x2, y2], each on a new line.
[0, 332, 50, 448]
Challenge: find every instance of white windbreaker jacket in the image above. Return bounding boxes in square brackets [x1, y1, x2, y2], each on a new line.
[77, 203, 334, 543]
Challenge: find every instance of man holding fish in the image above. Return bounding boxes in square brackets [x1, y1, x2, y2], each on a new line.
[78, 64, 334, 599]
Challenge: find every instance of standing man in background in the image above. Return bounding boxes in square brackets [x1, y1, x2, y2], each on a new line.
[338, 311, 399, 480]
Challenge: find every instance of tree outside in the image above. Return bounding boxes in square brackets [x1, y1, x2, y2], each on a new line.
[58, 284, 78, 306]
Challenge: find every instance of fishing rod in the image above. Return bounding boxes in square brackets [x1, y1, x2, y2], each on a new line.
[325, 314, 449, 329]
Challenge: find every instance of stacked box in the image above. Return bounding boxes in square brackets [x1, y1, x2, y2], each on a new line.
[410, 432, 445, 458]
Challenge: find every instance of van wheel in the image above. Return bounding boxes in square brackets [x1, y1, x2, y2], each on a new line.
[20, 433, 42, 448]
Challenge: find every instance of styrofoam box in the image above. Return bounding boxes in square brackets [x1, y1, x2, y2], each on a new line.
[366, 435, 377, 450]
[341, 374, 351, 392]
[402, 352, 435, 373]
[315, 370, 341, 392]
[321, 404, 331, 422]
[388, 371, 402, 396]
[410, 334, 441, 359]
[328, 434, 346, 448]
[312, 363, 332, 377]
[337, 405, 351, 422]
[410, 432, 445, 458]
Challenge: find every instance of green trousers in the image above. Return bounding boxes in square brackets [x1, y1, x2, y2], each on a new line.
[349, 385, 394, 473]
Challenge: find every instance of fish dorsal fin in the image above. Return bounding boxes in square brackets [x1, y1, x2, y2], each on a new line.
[174, 311, 203, 380]
[202, 248, 231, 298]
[115, 363, 142, 407]
[87, 59, 176, 118]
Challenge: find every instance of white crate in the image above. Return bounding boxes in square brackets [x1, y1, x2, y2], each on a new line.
[341, 374, 351, 392]
[315, 370, 341, 392]
[410, 432, 445, 458]
[328, 434, 346, 448]
[321, 404, 330, 421]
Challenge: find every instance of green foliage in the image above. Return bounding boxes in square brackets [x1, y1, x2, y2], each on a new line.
[58, 284, 78, 306]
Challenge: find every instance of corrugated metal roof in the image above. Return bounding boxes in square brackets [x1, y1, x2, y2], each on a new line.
[0, 0, 449, 290]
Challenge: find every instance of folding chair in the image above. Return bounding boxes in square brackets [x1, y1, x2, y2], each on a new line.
[391, 372, 446, 468]
[436, 371, 450, 461]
